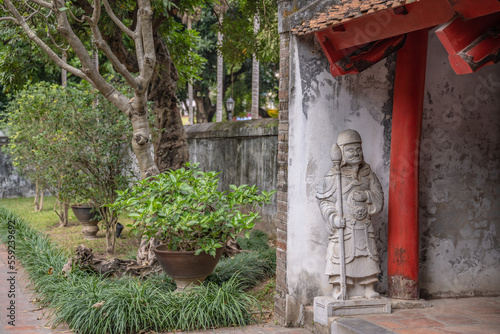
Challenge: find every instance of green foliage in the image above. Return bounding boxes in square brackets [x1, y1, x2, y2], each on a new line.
[0, 25, 62, 94]
[189, 4, 279, 119]
[219, 0, 279, 65]
[3, 82, 134, 205]
[109, 162, 275, 256]
[237, 229, 271, 252]
[162, 16, 207, 87]
[2, 82, 135, 251]
[0, 207, 269, 333]
[207, 248, 276, 287]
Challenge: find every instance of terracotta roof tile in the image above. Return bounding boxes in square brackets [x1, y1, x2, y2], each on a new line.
[292, 0, 420, 35]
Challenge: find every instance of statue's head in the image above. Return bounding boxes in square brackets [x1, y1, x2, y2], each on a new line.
[337, 129, 364, 166]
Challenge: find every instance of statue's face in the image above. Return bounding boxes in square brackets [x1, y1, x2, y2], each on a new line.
[343, 143, 363, 165]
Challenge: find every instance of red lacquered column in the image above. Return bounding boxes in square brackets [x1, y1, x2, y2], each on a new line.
[388, 29, 428, 299]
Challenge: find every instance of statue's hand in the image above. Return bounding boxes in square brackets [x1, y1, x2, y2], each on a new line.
[352, 190, 368, 202]
[333, 216, 346, 229]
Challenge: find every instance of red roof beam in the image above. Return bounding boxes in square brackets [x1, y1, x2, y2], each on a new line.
[316, 0, 454, 51]
[435, 12, 500, 74]
[451, 0, 500, 20]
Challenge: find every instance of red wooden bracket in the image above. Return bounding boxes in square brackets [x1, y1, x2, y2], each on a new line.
[316, 33, 406, 77]
[436, 12, 500, 74]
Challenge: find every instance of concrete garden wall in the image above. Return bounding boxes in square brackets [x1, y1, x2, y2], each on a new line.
[185, 118, 279, 237]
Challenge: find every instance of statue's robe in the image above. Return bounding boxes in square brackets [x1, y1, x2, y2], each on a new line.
[317, 163, 384, 285]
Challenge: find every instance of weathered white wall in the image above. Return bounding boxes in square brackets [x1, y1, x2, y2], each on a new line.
[419, 33, 500, 298]
[286, 30, 500, 307]
[287, 34, 394, 305]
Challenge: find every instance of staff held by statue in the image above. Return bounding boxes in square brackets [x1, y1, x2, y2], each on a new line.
[331, 143, 347, 301]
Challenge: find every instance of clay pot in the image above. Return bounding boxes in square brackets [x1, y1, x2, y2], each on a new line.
[71, 205, 100, 239]
[153, 245, 224, 291]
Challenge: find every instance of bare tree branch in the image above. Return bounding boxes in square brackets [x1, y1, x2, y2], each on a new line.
[135, 14, 145, 72]
[136, 0, 156, 90]
[29, 0, 52, 9]
[51, 0, 130, 112]
[91, 0, 101, 25]
[0, 16, 18, 23]
[3, 0, 90, 82]
[102, 0, 134, 38]
[86, 14, 139, 90]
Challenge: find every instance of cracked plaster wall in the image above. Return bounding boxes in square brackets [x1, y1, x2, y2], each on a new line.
[286, 31, 500, 307]
[419, 33, 500, 298]
[287, 34, 393, 306]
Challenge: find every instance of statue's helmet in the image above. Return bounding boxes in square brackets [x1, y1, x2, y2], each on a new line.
[337, 129, 362, 147]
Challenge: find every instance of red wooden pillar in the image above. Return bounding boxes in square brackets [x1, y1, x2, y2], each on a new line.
[388, 29, 428, 299]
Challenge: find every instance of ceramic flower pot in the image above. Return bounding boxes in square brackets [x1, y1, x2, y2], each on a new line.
[71, 205, 100, 239]
[153, 245, 224, 291]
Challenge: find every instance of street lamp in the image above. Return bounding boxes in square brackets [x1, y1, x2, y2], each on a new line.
[226, 97, 235, 121]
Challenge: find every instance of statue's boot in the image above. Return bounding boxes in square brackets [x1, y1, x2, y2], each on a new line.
[364, 284, 380, 299]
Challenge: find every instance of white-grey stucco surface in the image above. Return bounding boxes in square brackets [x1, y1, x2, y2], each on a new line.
[418, 32, 500, 298]
[286, 30, 500, 306]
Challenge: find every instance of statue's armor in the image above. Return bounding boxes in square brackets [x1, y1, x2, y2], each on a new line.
[317, 162, 384, 285]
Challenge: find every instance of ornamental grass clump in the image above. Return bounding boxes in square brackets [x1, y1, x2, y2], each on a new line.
[109, 162, 275, 256]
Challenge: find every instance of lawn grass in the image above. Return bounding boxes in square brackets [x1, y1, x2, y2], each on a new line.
[0, 196, 138, 259]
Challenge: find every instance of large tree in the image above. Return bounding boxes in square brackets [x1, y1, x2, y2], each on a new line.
[0, 0, 205, 178]
[0, 0, 206, 264]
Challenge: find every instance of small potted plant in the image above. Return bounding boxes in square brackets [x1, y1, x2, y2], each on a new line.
[109, 162, 274, 290]
[70, 194, 101, 239]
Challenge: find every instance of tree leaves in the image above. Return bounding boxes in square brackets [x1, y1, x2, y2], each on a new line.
[109, 162, 275, 255]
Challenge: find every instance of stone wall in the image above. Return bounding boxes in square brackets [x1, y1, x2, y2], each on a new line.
[0, 136, 36, 198]
[185, 118, 279, 236]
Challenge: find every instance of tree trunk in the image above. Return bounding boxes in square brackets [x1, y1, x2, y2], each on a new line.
[216, 11, 224, 123]
[34, 179, 41, 212]
[101, 207, 118, 255]
[39, 188, 44, 212]
[187, 17, 194, 125]
[56, 201, 69, 227]
[61, 51, 67, 88]
[105, 224, 116, 255]
[251, 15, 260, 120]
[150, 36, 189, 173]
[134, 36, 189, 265]
[194, 95, 215, 123]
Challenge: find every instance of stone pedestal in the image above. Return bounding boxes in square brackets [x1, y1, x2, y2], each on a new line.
[314, 296, 391, 326]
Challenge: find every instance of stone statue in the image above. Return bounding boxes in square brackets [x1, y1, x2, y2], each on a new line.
[316, 129, 384, 300]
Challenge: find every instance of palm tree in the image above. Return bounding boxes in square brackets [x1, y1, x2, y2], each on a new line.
[251, 14, 260, 119]
[216, 2, 227, 122]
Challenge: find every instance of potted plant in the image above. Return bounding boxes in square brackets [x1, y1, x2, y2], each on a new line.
[109, 162, 274, 290]
[70, 203, 101, 239]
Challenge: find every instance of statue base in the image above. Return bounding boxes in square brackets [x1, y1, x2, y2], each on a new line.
[313, 296, 391, 326]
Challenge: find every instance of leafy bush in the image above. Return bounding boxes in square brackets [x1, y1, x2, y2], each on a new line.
[2, 82, 135, 252]
[109, 162, 275, 256]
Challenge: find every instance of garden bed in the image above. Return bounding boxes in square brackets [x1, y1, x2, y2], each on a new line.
[0, 200, 277, 333]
